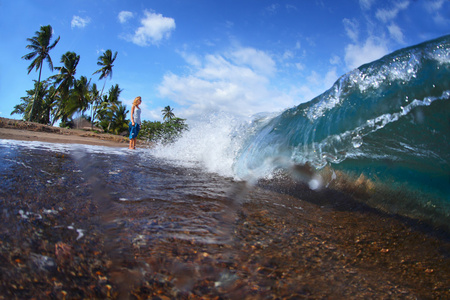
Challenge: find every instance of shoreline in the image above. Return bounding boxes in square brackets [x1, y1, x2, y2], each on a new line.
[0, 128, 129, 148]
[0, 117, 130, 147]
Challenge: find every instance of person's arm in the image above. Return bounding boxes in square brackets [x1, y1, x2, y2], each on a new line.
[130, 105, 135, 126]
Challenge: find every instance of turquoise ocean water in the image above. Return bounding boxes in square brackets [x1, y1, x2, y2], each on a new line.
[154, 35, 450, 230]
[231, 35, 450, 229]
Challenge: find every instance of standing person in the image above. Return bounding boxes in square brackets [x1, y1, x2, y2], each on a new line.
[129, 96, 142, 149]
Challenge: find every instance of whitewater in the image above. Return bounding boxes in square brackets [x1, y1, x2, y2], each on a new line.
[152, 34, 450, 230]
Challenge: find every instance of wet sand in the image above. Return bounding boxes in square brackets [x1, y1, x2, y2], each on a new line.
[0, 120, 449, 299]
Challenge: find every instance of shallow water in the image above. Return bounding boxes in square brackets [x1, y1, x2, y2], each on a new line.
[0, 140, 241, 245]
[1, 140, 449, 299]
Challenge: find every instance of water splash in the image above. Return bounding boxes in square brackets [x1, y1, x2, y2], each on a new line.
[150, 113, 251, 178]
[151, 35, 450, 228]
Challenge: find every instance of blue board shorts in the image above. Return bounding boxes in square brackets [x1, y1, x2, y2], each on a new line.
[129, 122, 141, 139]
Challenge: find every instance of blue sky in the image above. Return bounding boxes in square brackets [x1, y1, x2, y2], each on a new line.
[1, 0, 449, 123]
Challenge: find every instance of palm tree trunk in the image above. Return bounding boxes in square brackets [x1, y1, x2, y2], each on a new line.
[30, 65, 43, 122]
[91, 79, 107, 130]
[51, 106, 61, 126]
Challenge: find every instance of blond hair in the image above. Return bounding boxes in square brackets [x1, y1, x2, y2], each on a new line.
[132, 96, 142, 106]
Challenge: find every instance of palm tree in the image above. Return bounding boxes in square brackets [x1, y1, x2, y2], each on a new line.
[46, 85, 60, 125]
[109, 104, 129, 135]
[22, 25, 60, 122]
[92, 49, 117, 129]
[88, 83, 100, 123]
[97, 84, 123, 132]
[11, 81, 42, 121]
[66, 76, 91, 118]
[108, 84, 122, 104]
[53, 51, 80, 96]
[52, 51, 80, 124]
[93, 49, 118, 98]
[162, 105, 175, 121]
[11, 80, 54, 124]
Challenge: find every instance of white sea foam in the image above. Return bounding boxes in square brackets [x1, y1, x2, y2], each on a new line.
[150, 113, 249, 178]
[0, 139, 129, 156]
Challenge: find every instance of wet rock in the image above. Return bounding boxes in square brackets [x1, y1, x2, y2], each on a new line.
[29, 253, 57, 273]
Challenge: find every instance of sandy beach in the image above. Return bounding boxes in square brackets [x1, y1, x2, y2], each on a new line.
[1, 117, 449, 299]
[0, 117, 129, 147]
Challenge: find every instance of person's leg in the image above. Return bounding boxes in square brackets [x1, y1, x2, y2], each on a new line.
[134, 124, 140, 149]
[129, 123, 137, 149]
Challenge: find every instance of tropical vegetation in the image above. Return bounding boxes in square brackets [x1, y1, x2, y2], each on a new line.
[21, 25, 60, 122]
[139, 106, 188, 143]
[91, 49, 118, 128]
[13, 24, 188, 142]
[162, 105, 175, 121]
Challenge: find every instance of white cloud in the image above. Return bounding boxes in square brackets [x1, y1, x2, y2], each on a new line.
[283, 50, 294, 60]
[343, 18, 359, 42]
[375, 1, 410, 23]
[324, 67, 339, 88]
[295, 62, 305, 71]
[287, 69, 337, 105]
[432, 13, 449, 26]
[179, 50, 202, 68]
[265, 4, 280, 14]
[156, 45, 341, 121]
[306, 71, 321, 86]
[344, 37, 389, 70]
[425, 0, 444, 12]
[306, 68, 338, 89]
[424, 0, 449, 26]
[71, 16, 90, 29]
[128, 10, 176, 46]
[329, 55, 341, 65]
[118, 11, 134, 24]
[158, 47, 293, 120]
[387, 23, 405, 44]
[229, 47, 276, 76]
[286, 4, 298, 12]
[359, 0, 375, 10]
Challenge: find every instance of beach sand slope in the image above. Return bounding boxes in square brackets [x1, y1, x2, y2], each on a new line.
[0, 117, 129, 147]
